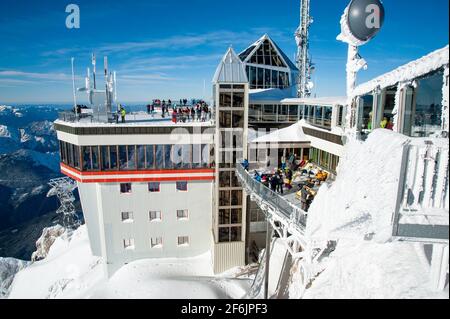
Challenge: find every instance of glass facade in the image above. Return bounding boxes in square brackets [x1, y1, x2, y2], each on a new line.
[245, 66, 290, 89]
[356, 69, 444, 138]
[404, 70, 444, 137]
[249, 103, 337, 129]
[59, 142, 213, 171]
[217, 83, 245, 243]
[309, 147, 340, 174]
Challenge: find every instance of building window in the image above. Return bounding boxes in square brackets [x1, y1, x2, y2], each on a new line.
[149, 210, 162, 221]
[176, 209, 189, 220]
[121, 211, 133, 222]
[177, 236, 189, 246]
[176, 181, 188, 191]
[123, 238, 135, 250]
[120, 183, 132, 193]
[406, 70, 443, 137]
[150, 237, 163, 248]
[218, 226, 242, 242]
[148, 182, 160, 192]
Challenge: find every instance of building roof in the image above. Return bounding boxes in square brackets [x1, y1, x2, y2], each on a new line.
[238, 34, 299, 71]
[353, 45, 449, 96]
[249, 88, 294, 103]
[251, 121, 310, 143]
[281, 96, 348, 106]
[212, 47, 248, 84]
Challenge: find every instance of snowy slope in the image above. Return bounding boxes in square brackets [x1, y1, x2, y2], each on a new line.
[0, 257, 30, 298]
[9, 225, 251, 299]
[305, 129, 410, 243]
[289, 129, 449, 299]
[301, 240, 447, 299]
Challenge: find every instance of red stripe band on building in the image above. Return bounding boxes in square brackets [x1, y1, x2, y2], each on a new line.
[60, 163, 215, 183]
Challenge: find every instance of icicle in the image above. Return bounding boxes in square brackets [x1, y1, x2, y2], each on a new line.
[392, 81, 409, 132]
[441, 66, 449, 133]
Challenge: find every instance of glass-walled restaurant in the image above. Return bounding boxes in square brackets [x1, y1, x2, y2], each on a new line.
[249, 103, 345, 129]
[59, 141, 214, 171]
[356, 68, 446, 138]
[309, 147, 340, 174]
[245, 66, 290, 90]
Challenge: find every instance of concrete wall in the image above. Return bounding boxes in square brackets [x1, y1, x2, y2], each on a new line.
[77, 183, 102, 256]
[78, 180, 213, 276]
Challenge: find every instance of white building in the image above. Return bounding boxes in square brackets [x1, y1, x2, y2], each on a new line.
[55, 116, 215, 276]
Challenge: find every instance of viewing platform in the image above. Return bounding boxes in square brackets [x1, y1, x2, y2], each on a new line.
[56, 109, 215, 128]
[235, 163, 308, 239]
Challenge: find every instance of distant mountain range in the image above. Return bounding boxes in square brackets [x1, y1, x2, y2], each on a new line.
[0, 104, 77, 260]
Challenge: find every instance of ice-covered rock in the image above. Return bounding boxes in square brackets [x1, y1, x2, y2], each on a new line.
[0, 257, 30, 298]
[31, 225, 66, 262]
[0, 125, 11, 138]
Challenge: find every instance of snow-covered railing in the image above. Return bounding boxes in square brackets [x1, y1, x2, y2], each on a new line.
[235, 164, 308, 229]
[393, 139, 449, 243]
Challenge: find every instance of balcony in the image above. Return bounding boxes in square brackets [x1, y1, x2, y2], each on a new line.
[235, 164, 308, 236]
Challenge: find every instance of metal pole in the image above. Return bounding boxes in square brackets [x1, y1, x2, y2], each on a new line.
[71, 57, 77, 109]
[264, 220, 272, 299]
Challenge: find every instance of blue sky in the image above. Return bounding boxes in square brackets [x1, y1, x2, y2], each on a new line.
[0, 0, 448, 104]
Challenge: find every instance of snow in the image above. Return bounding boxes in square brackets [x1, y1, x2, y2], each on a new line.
[281, 96, 347, 106]
[286, 128, 449, 299]
[305, 129, 410, 243]
[0, 124, 11, 137]
[9, 225, 250, 299]
[251, 122, 310, 143]
[301, 240, 448, 299]
[0, 258, 30, 298]
[353, 45, 449, 97]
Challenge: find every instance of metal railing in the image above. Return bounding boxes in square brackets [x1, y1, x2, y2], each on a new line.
[392, 139, 449, 242]
[235, 164, 308, 229]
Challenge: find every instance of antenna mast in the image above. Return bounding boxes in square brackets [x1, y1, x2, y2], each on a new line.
[92, 53, 97, 89]
[71, 57, 77, 109]
[295, 0, 313, 98]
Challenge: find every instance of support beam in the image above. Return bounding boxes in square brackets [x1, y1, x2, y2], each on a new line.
[264, 221, 272, 299]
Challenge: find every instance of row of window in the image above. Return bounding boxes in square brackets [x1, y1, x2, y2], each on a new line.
[249, 104, 345, 129]
[218, 110, 245, 128]
[309, 147, 340, 174]
[246, 66, 290, 90]
[123, 236, 190, 250]
[59, 142, 213, 172]
[219, 92, 245, 108]
[240, 39, 288, 68]
[121, 209, 188, 222]
[120, 181, 188, 193]
[358, 69, 444, 138]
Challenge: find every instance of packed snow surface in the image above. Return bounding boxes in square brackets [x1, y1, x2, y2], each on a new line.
[9, 225, 250, 299]
[301, 240, 448, 299]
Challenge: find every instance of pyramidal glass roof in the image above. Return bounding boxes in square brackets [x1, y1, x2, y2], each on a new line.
[212, 47, 249, 84]
[238, 34, 298, 71]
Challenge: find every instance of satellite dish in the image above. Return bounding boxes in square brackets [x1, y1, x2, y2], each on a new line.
[307, 81, 314, 90]
[337, 0, 385, 46]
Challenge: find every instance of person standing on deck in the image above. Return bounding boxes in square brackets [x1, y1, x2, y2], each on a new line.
[172, 109, 178, 123]
[120, 106, 126, 123]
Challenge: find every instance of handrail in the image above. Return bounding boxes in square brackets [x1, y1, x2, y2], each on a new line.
[235, 164, 308, 228]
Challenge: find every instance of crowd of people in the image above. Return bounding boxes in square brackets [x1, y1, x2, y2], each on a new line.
[242, 152, 329, 212]
[144, 99, 211, 122]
